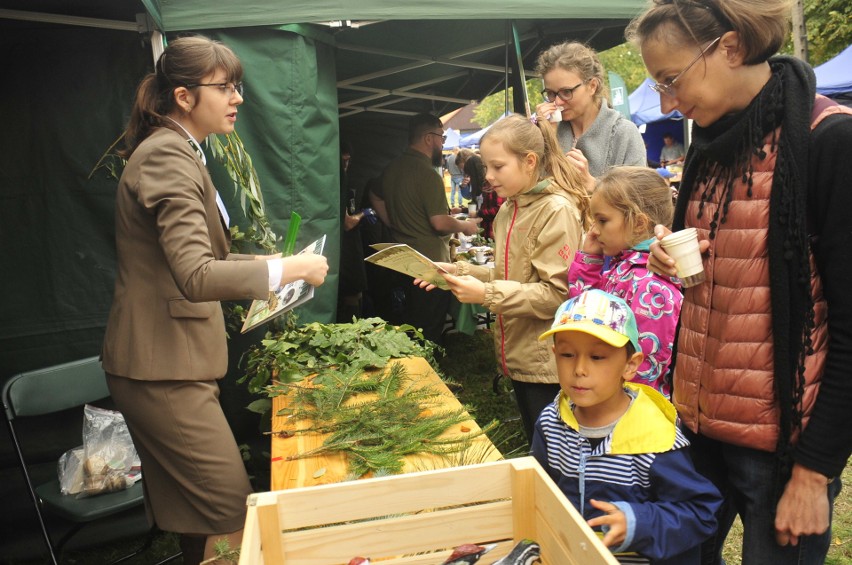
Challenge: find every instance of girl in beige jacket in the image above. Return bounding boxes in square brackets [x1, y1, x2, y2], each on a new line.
[419, 113, 589, 440]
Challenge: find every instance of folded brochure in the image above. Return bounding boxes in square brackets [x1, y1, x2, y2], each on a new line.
[364, 243, 450, 290]
[240, 235, 326, 333]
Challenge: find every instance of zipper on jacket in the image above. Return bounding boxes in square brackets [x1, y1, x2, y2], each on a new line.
[499, 202, 520, 376]
[578, 448, 589, 515]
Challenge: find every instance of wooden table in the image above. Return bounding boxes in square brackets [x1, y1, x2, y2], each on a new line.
[270, 356, 502, 490]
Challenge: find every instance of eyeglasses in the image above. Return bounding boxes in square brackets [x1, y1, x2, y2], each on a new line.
[649, 37, 721, 97]
[427, 131, 447, 142]
[541, 81, 587, 103]
[185, 82, 244, 97]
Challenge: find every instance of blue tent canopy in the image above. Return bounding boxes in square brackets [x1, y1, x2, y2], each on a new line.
[815, 45, 852, 96]
[628, 77, 682, 126]
[628, 78, 685, 165]
[442, 128, 462, 149]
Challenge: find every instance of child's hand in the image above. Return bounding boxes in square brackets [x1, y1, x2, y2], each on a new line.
[581, 230, 604, 255]
[586, 499, 627, 549]
[414, 263, 456, 291]
[441, 273, 486, 304]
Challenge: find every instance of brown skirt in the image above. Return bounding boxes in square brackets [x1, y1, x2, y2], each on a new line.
[106, 374, 252, 534]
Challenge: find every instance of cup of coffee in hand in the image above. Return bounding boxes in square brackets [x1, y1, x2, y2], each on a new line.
[660, 228, 705, 288]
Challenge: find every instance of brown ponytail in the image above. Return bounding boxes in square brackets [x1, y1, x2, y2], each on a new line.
[119, 35, 243, 158]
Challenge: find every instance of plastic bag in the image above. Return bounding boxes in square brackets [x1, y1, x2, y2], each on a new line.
[58, 404, 141, 497]
[58, 445, 85, 495]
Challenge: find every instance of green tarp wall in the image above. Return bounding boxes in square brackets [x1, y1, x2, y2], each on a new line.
[0, 24, 340, 380]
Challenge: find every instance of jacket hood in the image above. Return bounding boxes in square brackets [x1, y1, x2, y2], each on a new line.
[558, 382, 678, 454]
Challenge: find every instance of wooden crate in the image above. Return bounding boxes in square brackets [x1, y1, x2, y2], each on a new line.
[240, 457, 618, 565]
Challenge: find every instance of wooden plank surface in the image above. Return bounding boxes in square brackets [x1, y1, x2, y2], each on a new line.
[270, 356, 502, 490]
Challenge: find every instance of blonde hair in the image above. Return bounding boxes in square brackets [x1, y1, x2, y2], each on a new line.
[535, 41, 608, 105]
[481, 114, 590, 227]
[594, 166, 673, 247]
[625, 0, 791, 65]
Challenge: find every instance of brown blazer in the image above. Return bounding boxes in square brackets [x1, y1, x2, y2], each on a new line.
[102, 127, 269, 381]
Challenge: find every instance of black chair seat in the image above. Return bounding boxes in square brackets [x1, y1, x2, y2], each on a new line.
[36, 479, 145, 523]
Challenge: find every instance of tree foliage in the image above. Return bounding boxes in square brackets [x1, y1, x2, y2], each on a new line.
[802, 0, 852, 65]
[472, 81, 543, 128]
[598, 42, 647, 94]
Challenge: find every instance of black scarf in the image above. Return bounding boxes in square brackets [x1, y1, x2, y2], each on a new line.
[673, 56, 817, 469]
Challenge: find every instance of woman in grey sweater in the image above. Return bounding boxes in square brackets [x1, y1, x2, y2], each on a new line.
[534, 41, 647, 192]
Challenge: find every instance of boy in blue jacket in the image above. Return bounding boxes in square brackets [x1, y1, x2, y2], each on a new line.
[532, 289, 721, 564]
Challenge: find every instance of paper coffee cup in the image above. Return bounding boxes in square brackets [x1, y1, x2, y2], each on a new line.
[660, 228, 705, 288]
[474, 248, 486, 264]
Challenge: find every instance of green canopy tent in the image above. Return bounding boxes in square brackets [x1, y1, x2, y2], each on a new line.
[0, 0, 644, 375]
[1, 1, 644, 557]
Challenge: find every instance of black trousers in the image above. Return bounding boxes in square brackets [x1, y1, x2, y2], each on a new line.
[406, 284, 451, 346]
[511, 379, 561, 443]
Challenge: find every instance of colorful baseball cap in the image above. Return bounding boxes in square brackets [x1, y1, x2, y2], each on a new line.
[538, 289, 641, 351]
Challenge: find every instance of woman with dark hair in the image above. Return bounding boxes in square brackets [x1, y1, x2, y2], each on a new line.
[101, 36, 328, 564]
[628, 0, 852, 562]
[456, 149, 503, 239]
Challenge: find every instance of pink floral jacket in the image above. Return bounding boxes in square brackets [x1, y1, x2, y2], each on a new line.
[568, 243, 683, 397]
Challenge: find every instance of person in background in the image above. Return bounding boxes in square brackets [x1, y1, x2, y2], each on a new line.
[101, 36, 328, 565]
[337, 140, 377, 321]
[534, 41, 647, 192]
[532, 289, 721, 564]
[416, 113, 590, 442]
[659, 132, 685, 166]
[456, 148, 485, 204]
[476, 181, 504, 241]
[568, 166, 682, 398]
[628, 0, 852, 562]
[445, 146, 465, 207]
[456, 148, 503, 240]
[369, 113, 479, 345]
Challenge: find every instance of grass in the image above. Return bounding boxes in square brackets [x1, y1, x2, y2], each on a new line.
[20, 329, 852, 564]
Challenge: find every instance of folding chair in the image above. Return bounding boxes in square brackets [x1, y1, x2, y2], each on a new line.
[2, 356, 180, 564]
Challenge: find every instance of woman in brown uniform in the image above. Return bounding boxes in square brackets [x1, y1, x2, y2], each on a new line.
[101, 36, 328, 563]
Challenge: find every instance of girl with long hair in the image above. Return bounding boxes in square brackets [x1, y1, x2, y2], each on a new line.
[418, 113, 590, 441]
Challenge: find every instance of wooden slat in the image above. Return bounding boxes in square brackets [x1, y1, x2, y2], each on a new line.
[257, 502, 285, 564]
[238, 502, 263, 565]
[510, 464, 537, 542]
[280, 500, 514, 564]
[532, 465, 620, 565]
[274, 460, 514, 529]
